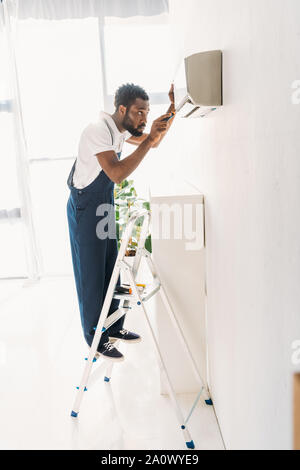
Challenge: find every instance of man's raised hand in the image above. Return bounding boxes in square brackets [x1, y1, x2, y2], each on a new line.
[148, 113, 172, 146]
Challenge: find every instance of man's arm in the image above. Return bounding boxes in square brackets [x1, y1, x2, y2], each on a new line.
[96, 114, 170, 183]
[96, 136, 154, 184]
[126, 133, 149, 147]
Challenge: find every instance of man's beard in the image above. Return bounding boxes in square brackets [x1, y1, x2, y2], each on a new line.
[122, 113, 144, 137]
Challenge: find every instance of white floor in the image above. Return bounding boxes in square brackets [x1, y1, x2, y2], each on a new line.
[0, 277, 224, 450]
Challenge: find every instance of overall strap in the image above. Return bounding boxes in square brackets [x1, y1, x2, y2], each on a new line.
[103, 118, 114, 146]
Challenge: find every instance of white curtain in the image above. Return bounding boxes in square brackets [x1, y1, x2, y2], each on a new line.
[1, 0, 42, 280]
[10, 0, 169, 20]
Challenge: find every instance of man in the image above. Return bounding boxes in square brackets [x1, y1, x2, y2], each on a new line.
[67, 83, 175, 362]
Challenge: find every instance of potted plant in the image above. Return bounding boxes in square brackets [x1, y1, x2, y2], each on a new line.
[114, 179, 152, 256]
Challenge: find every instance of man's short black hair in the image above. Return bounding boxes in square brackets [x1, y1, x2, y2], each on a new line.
[114, 83, 149, 111]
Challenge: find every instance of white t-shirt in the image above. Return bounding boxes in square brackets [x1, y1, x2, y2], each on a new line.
[73, 111, 131, 189]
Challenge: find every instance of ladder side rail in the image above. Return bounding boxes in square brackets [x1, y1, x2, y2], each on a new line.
[143, 248, 160, 282]
[88, 360, 108, 388]
[90, 261, 122, 354]
[131, 211, 150, 278]
[104, 362, 114, 383]
[72, 261, 122, 414]
[125, 266, 194, 447]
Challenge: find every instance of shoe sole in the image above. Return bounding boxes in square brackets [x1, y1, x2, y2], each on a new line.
[109, 336, 142, 344]
[95, 352, 124, 362]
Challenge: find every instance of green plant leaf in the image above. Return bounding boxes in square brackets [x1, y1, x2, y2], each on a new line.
[145, 234, 152, 253]
[114, 178, 152, 246]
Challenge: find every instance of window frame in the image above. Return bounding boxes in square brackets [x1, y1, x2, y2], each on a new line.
[97, 17, 169, 112]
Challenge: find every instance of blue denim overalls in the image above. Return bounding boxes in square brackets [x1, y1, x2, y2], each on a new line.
[66, 153, 124, 351]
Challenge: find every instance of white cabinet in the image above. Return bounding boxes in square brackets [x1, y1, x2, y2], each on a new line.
[150, 194, 208, 394]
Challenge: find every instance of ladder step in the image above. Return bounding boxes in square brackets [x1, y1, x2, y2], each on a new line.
[103, 307, 127, 330]
[112, 282, 160, 303]
[112, 292, 134, 301]
[141, 282, 160, 302]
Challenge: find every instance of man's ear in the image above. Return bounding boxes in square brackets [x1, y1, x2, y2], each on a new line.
[119, 105, 126, 117]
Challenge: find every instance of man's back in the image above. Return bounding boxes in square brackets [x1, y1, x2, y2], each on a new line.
[73, 111, 130, 189]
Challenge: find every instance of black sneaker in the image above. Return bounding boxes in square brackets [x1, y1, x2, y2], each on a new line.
[96, 341, 124, 362]
[109, 329, 141, 343]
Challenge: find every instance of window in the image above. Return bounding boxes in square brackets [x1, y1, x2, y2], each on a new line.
[16, 18, 103, 160]
[100, 18, 174, 111]
[10, 18, 105, 276]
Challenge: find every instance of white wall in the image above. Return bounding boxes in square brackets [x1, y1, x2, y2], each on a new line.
[146, 0, 300, 450]
[150, 194, 207, 394]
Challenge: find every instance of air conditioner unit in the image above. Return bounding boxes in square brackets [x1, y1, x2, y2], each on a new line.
[174, 50, 223, 118]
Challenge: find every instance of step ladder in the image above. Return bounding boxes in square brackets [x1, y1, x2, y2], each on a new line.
[70, 208, 213, 450]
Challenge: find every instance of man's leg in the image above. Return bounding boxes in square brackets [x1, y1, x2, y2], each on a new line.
[78, 238, 112, 349]
[104, 236, 125, 335]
